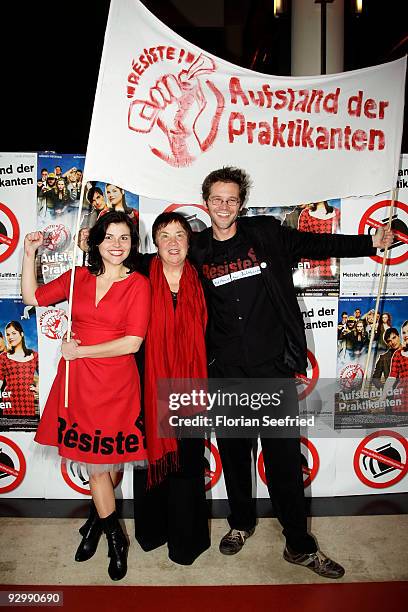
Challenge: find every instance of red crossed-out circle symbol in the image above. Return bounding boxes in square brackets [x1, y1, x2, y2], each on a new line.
[0, 202, 20, 263]
[61, 460, 123, 495]
[163, 203, 211, 231]
[353, 430, 408, 489]
[204, 439, 222, 491]
[358, 199, 408, 265]
[0, 435, 26, 494]
[258, 437, 320, 489]
[296, 350, 319, 400]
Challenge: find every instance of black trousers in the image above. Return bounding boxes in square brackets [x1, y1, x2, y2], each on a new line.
[133, 438, 210, 565]
[210, 358, 317, 554]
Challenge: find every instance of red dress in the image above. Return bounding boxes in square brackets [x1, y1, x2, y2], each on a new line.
[298, 208, 340, 277]
[34, 266, 151, 466]
[0, 351, 38, 416]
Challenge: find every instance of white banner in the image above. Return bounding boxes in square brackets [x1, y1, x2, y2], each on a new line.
[84, 0, 406, 207]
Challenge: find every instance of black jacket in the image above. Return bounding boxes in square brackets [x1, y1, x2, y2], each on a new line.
[190, 216, 376, 374]
[372, 348, 395, 388]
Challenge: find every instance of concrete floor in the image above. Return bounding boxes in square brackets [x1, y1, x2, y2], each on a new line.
[1, 515, 407, 586]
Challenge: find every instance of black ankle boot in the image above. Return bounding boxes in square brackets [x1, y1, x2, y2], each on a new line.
[101, 511, 129, 581]
[75, 502, 103, 562]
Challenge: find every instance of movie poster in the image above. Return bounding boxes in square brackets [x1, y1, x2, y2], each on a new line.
[297, 296, 338, 431]
[335, 295, 408, 429]
[247, 199, 341, 296]
[36, 152, 86, 284]
[77, 181, 140, 257]
[0, 299, 39, 432]
[0, 152, 37, 297]
[340, 155, 408, 297]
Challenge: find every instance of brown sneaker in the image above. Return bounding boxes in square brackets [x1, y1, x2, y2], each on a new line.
[219, 528, 255, 555]
[283, 546, 345, 579]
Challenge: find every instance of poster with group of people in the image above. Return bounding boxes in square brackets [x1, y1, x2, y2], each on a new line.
[36, 153, 86, 284]
[334, 157, 408, 435]
[335, 295, 408, 430]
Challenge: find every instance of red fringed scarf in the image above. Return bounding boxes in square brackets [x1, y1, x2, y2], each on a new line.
[144, 256, 207, 484]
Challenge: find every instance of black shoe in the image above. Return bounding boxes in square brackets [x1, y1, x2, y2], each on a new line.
[75, 505, 103, 562]
[283, 546, 345, 579]
[106, 528, 129, 581]
[219, 528, 255, 555]
[102, 513, 129, 581]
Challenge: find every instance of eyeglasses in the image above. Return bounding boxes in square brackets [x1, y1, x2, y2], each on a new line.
[208, 197, 240, 207]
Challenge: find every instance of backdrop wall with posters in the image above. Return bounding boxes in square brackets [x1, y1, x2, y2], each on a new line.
[0, 150, 407, 502]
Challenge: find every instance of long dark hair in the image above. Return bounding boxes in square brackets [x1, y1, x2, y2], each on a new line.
[310, 201, 334, 214]
[6, 321, 33, 357]
[402, 320, 408, 343]
[353, 320, 367, 340]
[87, 211, 139, 275]
[106, 184, 132, 214]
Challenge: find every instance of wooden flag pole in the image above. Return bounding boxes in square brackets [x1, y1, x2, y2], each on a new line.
[362, 188, 397, 391]
[64, 183, 87, 407]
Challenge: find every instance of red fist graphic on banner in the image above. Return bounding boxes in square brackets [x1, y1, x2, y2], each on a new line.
[128, 53, 225, 167]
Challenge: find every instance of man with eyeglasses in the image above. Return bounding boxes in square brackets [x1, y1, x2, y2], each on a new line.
[189, 166, 393, 578]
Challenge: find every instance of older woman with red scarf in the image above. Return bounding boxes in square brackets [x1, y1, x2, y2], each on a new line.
[133, 211, 210, 565]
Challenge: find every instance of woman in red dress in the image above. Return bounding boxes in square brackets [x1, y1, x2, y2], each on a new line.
[0, 321, 38, 416]
[298, 201, 340, 277]
[21, 211, 151, 581]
